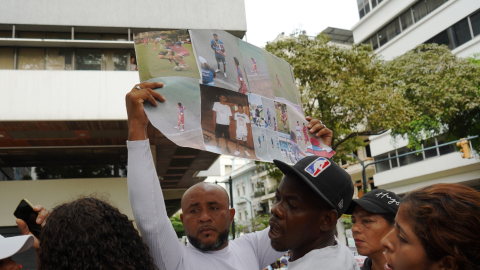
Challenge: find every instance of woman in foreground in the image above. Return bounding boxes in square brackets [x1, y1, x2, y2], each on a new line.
[381, 183, 480, 270]
[18, 197, 157, 270]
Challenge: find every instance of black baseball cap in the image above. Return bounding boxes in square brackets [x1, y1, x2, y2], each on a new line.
[344, 189, 401, 216]
[273, 156, 354, 218]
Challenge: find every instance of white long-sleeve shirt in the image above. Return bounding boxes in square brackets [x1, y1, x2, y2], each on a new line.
[127, 140, 284, 270]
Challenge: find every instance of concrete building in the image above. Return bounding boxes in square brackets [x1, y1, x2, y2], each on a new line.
[353, 0, 480, 60]
[350, 0, 480, 194]
[0, 1, 246, 268]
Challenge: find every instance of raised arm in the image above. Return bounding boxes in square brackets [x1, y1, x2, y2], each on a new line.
[126, 82, 185, 270]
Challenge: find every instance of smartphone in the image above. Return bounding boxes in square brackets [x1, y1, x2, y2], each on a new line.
[13, 199, 41, 238]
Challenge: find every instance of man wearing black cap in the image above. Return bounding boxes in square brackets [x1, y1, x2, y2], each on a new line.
[269, 156, 360, 269]
[344, 189, 401, 270]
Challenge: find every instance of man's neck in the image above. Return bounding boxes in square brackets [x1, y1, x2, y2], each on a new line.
[369, 250, 387, 270]
[220, 101, 226, 105]
[290, 234, 335, 262]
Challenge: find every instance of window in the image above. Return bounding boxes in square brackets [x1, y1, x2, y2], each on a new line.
[423, 138, 438, 159]
[398, 147, 424, 167]
[46, 48, 73, 70]
[17, 48, 45, 70]
[357, 0, 370, 19]
[412, 1, 429, 23]
[371, 35, 379, 50]
[400, 10, 414, 31]
[437, 137, 455, 156]
[46, 32, 71, 39]
[378, 19, 401, 46]
[425, 30, 452, 49]
[365, 144, 372, 158]
[374, 153, 389, 173]
[237, 185, 241, 196]
[0, 48, 14, 69]
[75, 33, 128, 41]
[426, 0, 446, 13]
[389, 151, 398, 168]
[0, 31, 12, 38]
[17, 32, 45, 39]
[471, 10, 480, 37]
[450, 18, 472, 48]
[75, 49, 128, 71]
[75, 49, 102, 70]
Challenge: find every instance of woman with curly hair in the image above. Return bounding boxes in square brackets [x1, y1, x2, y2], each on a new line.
[381, 183, 480, 270]
[18, 197, 157, 270]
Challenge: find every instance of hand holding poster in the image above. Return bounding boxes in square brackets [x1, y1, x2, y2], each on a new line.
[133, 29, 334, 164]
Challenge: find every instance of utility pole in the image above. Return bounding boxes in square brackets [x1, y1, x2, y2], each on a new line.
[229, 176, 235, 239]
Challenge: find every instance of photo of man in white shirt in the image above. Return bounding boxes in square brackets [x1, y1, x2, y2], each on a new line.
[212, 94, 233, 153]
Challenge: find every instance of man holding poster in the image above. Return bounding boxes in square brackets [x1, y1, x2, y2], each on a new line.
[125, 82, 332, 270]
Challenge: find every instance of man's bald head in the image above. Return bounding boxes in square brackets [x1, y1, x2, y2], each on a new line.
[181, 182, 230, 210]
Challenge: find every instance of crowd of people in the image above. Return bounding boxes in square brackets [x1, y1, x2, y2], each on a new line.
[1, 82, 479, 270]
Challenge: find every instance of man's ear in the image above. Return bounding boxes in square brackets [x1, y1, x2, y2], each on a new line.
[229, 208, 236, 223]
[180, 213, 184, 224]
[437, 255, 457, 270]
[319, 209, 338, 232]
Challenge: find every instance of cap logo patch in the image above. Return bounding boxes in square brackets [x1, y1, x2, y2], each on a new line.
[305, 157, 331, 177]
[375, 192, 400, 205]
[338, 199, 344, 209]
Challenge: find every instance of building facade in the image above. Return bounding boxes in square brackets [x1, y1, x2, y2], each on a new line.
[351, 0, 480, 194]
[353, 0, 480, 60]
[0, 1, 247, 268]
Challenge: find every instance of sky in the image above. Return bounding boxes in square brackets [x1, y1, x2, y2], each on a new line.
[243, 0, 360, 48]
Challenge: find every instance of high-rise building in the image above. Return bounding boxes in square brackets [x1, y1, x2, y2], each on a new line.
[353, 0, 480, 60]
[350, 0, 480, 195]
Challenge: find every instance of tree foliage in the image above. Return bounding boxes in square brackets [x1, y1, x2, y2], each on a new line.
[266, 34, 410, 162]
[169, 213, 185, 238]
[385, 44, 480, 153]
[265, 35, 480, 158]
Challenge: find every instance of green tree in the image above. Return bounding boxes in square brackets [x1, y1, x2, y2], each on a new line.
[385, 44, 480, 153]
[250, 214, 270, 232]
[170, 213, 185, 238]
[265, 34, 410, 162]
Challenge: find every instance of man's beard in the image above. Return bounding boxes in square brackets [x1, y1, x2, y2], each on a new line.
[187, 226, 230, 251]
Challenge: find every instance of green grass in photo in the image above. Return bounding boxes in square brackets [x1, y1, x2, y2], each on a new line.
[134, 43, 200, 82]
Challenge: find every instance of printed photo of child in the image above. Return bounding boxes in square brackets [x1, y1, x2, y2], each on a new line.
[143, 77, 205, 150]
[134, 30, 200, 81]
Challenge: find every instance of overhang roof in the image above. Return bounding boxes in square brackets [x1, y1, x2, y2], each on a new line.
[0, 120, 219, 216]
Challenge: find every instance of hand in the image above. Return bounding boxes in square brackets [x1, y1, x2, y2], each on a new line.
[126, 82, 165, 141]
[306, 116, 333, 147]
[16, 205, 49, 250]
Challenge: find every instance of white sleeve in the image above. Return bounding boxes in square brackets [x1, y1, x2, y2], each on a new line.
[245, 115, 250, 124]
[233, 227, 285, 269]
[212, 102, 218, 112]
[127, 140, 186, 270]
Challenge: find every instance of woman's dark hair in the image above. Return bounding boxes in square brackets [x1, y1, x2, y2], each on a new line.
[39, 197, 157, 270]
[178, 102, 182, 106]
[402, 184, 480, 270]
[233, 57, 239, 66]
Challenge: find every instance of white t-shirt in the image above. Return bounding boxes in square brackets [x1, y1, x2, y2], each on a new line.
[234, 112, 250, 135]
[213, 102, 232, 125]
[289, 237, 360, 270]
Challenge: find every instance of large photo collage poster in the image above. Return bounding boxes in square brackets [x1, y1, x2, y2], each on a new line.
[133, 30, 334, 164]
